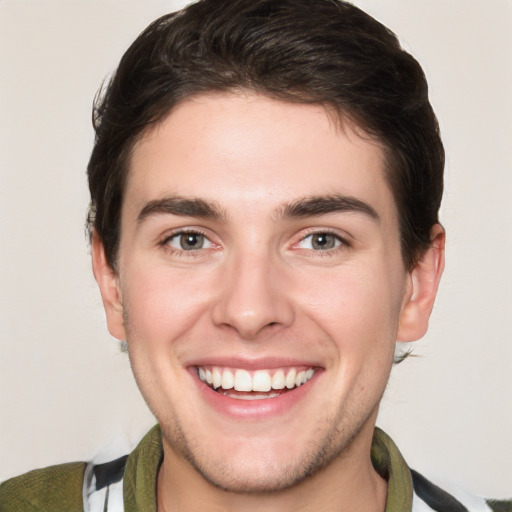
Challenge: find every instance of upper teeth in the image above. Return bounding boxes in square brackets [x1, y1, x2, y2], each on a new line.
[198, 367, 315, 392]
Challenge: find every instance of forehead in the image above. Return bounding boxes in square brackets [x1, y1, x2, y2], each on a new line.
[125, 92, 395, 223]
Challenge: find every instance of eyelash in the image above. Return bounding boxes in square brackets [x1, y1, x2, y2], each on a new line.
[159, 228, 350, 258]
[294, 229, 350, 254]
[160, 228, 214, 257]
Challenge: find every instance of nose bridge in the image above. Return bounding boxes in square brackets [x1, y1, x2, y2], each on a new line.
[212, 243, 294, 339]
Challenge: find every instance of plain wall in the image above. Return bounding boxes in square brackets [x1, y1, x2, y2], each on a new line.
[1, 0, 511, 497]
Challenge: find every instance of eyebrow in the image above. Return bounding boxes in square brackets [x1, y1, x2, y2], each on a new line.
[279, 194, 379, 222]
[136, 194, 379, 224]
[137, 197, 225, 223]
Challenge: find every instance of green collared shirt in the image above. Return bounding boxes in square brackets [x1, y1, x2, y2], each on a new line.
[1, 426, 510, 511]
[122, 426, 414, 511]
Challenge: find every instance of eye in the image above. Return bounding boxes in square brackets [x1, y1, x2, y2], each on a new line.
[165, 231, 213, 251]
[297, 232, 343, 251]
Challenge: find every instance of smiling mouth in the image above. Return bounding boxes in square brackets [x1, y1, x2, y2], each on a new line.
[196, 366, 316, 400]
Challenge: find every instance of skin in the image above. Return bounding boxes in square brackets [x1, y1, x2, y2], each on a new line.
[93, 92, 444, 511]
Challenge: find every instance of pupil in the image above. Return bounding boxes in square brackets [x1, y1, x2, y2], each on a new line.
[181, 233, 203, 250]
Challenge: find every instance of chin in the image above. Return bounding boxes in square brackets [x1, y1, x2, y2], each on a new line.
[162, 413, 365, 494]
[185, 452, 320, 494]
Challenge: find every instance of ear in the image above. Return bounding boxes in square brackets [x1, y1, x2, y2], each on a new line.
[397, 224, 445, 342]
[91, 232, 126, 341]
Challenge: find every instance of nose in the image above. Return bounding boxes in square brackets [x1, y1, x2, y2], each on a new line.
[211, 250, 295, 340]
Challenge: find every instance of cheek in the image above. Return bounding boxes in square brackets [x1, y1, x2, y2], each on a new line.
[121, 264, 215, 346]
[294, 265, 404, 354]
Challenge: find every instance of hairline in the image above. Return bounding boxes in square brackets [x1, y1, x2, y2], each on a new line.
[98, 88, 413, 271]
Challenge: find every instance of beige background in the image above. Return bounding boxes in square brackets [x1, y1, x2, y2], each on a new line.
[1, 0, 511, 498]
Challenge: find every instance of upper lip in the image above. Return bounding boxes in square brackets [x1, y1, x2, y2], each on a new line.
[186, 356, 323, 371]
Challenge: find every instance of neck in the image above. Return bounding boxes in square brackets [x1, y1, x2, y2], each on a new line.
[157, 422, 387, 512]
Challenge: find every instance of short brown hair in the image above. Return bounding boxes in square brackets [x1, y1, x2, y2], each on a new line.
[87, 0, 444, 270]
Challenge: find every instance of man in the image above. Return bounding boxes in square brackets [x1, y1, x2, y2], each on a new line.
[0, 0, 509, 510]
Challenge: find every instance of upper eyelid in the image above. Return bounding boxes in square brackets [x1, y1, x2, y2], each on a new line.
[161, 227, 211, 243]
[294, 227, 351, 244]
[157, 226, 352, 248]
[295, 233, 348, 250]
[160, 229, 217, 255]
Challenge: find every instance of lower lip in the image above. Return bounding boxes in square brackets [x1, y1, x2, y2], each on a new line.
[192, 371, 319, 420]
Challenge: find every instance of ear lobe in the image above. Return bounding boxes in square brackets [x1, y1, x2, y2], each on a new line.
[397, 224, 445, 342]
[91, 232, 126, 341]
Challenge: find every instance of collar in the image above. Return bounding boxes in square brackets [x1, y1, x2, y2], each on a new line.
[372, 427, 414, 511]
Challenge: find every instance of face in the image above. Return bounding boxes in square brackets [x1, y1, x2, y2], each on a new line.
[94, 92, 441, 493]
